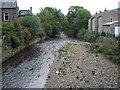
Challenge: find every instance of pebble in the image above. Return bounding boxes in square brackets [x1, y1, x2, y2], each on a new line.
[80, 79, 83, 81]
[77, 66, 80, 69]
[75, 76, 79, 79]
[81, 71, 83, 73]
[48, 76, 51, 78]
[3, 38, 118, 88]
[29, 68, 34, 71]
[56, 70, 60, 74]
[37, 75, 40, 78]
[92, 71, 95, 75]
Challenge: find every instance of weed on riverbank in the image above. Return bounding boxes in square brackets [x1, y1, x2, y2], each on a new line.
[91, 37, 119, 64]
[58, 43, 73, 57]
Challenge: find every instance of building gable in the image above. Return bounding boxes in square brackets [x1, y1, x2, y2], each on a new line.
[0, 0, 17, 9]
[88, 8, 120, 37]
[0, 0, 18, 23]
[112, 8, 120, 13]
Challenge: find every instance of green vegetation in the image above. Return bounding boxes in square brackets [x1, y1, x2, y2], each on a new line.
[77, 30, 99, 42]
[64, 5, 119, 64]
[92, 37, 119, 64]
[65, 6, 91, 38]
[2, 6, 91, 54]
[2, 7, 66, 61]
[37, 7, 65, 38]
[2, 6, 119, 64]
[2, 22, 22, 48]
[0, 39, 2, 58]
[58, 43, 73, 56]
[19, 13, 44, 39]
[76, 29, 119, 64]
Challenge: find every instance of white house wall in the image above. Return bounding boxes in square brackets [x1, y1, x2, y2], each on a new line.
[115, 26, 120, 37]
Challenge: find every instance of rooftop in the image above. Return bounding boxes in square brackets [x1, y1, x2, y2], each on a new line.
[0, 0, 17, 8]
[104, 20, 120, 26]
[112, 8, 120, 13]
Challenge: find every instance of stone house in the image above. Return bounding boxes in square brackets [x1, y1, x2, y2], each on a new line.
[88, 8, 120, 37]
[18, 7, 32, 17]
[0, 0, 19, 23]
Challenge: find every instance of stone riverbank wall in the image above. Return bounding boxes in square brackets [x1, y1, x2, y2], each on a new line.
[2, 37, 46, 62]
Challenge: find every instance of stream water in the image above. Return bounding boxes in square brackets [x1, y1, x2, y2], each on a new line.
[2, 34, 70, 88]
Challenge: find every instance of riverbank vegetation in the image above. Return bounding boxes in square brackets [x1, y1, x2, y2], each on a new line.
[2, 6, 120, 64]
[2, 7, 66, 61]
[93, 37, 119, 64]
[62, 6, 120, 64]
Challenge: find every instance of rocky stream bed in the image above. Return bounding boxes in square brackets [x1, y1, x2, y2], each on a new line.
[2, 35, 119, 88]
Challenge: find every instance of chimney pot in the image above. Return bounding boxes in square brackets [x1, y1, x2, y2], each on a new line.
[96, 11, 97, 14]
[30, 7, 32, 12]
[104, 8, 107, 11]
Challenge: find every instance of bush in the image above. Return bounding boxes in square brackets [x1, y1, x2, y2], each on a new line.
[21, 27, 32, 40]
[77, 30, 97, 42]
[95, 37, 119, 64]
[2, 22, 21, 48]
[116, 34, 120, 41]
[83, 31, 95, 42]
[77, 29, 85, 40]
[19, 15, 44, 39]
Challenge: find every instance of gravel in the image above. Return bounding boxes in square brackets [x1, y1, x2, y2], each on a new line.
[2, 35, 118, 88]
[45, 41, 118, 88]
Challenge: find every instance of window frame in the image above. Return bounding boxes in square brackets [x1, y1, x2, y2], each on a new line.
[3, 13, 9, 21]
[110, 18, 113, 22]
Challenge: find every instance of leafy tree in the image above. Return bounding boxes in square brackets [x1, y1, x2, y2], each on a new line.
[19, 14, 44, 39]
[2, 22, 21, 48]
[38, 7, 64, 38]
[26, 11, 33, 16]
[60, 15, 69, 34]
[67, 6, 91, 38]
[37, 9, 54, 38]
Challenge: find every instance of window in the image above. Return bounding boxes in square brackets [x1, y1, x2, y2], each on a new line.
[110, 18, 112, 22]
[3, 13, 9, 21]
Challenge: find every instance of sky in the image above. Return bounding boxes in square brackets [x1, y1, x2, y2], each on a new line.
[17, 0, 120, 15]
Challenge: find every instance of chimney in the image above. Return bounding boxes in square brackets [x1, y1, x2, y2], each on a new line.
[104, 8, 107, 11]
[30, 7, 32, 12]
[96, 11, 97, 14]
[99, 10, 102, 13]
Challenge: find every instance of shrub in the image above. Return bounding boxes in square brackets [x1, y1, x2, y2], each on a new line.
[95, 37, 119, 64]
[21, 27, 32, 40]
[19, 15, 44, 39]
[2, 22, 21, 48]
[77, 30, 98, 42]
[83, 31, 95, 42]
[77, 29, 85, 40]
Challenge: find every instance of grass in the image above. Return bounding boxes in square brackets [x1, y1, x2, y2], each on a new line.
[58, 43, 73, 57]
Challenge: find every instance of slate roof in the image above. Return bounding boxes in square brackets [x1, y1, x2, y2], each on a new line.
[0, 1, 17, 8]
[104, 20, 120, 26]
[112, 8, 120, 13]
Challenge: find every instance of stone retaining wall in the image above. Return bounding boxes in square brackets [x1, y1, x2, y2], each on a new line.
[2, 37, 46, 62]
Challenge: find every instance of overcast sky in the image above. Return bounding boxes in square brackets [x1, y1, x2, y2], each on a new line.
[17, 0, 120, 15]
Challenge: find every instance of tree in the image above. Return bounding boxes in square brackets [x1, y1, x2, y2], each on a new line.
[19, 14, 44, 39]
[67, 6, 91, 38]
[74, 7, 91, 30]
[37, 7, 64, 38]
